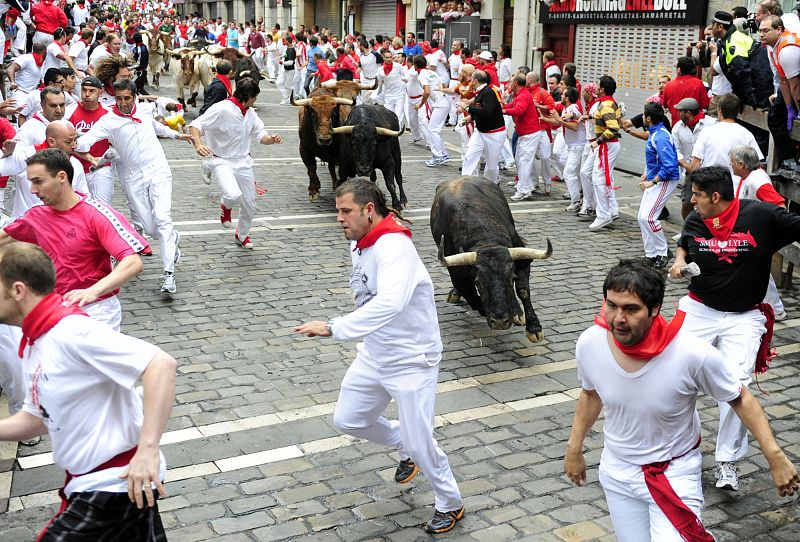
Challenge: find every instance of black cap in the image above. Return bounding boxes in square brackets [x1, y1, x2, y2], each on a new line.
[713, 11, 734, 25]
[81, 76, 103, 88]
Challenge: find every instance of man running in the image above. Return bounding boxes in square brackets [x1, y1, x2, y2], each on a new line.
[75, 79, 191, 295]
[0, 242, 176, 541]
[190, 78, 283, 249]
[295, 179, 465, 534]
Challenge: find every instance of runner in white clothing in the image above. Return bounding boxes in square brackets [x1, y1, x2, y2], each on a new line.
[565, 259, 799, 542]
[414, 56, 450, 167]
[75, 79, 193, 295]
[0, 243, 176, 541]
[296, 179, 465, 535]
[447, 41, 463, 125]
[190, 79, 283, 249]
[6, 43, 47, 105]
[374, 50, 407, 132]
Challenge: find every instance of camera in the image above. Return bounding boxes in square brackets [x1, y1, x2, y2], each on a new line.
[742, 15, 759, 33]
[705, 36, 713, 43]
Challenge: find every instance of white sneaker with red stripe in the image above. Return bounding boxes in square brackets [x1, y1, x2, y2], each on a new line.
[235, 230, 254, 249]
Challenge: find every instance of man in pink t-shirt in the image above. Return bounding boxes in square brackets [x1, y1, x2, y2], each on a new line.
[0, 149, 149, 330]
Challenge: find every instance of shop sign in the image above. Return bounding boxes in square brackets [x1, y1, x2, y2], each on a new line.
[540, 0, 709, 25]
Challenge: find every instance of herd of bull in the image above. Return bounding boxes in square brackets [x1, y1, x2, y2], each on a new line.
[292, 81, 553, 343]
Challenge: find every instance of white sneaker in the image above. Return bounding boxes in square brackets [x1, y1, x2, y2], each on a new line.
[510, 190, 532, 201]
[426, 157, 444, 167]
[544, 178, 552, 195]
[589, 217, 613, 231]
[201, 159, 213, 184]
[774, 310, 787, 321]
[565, 202, 581, 212]
[161, 272, 177, 294]
[715, 462, 740, 491]
[440, 154, 451, 164]
[507, 180, 517, 186]
[672, 233, 681, 241]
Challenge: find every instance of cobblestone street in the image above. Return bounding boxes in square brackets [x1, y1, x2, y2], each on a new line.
[1, 76, 799, 542]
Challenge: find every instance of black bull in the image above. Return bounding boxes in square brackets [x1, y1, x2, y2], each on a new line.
[430, 177, 553, 343]
[334, 105, 407, 210]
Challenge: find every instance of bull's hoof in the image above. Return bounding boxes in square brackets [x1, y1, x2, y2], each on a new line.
[513, 314, 526, 326]
[446, 290, 461, 303]
[527, 330, 545, 343]
[309, 193, 319, 201]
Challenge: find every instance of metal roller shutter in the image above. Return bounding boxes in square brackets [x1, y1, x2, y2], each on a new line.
[574, 24, 698, 174]
[315, 0, 341, 35]
[246, 0, 256, 22]
[360, 0, 396, 42]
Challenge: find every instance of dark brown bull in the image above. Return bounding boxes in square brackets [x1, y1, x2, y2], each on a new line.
[212, 47, 263, 83]
[292, 89, 356, 200]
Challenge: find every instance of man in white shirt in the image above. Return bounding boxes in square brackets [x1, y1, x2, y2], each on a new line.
[565, 259, 799, 542]
[405, 59, 428, 144]
[71, 0, 90, 26]
[375, 50, 407, 132]
[296, 179, 465, 535]
[0, 242, 176, 541]
[425, 39, 449, 88]
[447, 41, 463, 125]
[68, 27, 94, 77]
[88, 33, 121, 75]
[189, 79, 283, 249]
[7, 42, 47, 105]
[671, 97, 717, 220]
[75, 79, 192, 295]
[414, 56, 450, 167]
[358, 39, 380, 103]
[497, 45, 514, 86]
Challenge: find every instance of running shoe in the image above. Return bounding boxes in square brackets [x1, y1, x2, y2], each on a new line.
[424, 506, 465, 534]
[715, 462, 740, 491]
[161, 272, 177, 294]
[235, 230, 254, 249]
[220, 204, 233, 229]
[510, 190, 532, 201]
[394, 458, 419, 484]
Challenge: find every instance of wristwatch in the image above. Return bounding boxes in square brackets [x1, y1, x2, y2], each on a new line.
[325, 320, 333, 335]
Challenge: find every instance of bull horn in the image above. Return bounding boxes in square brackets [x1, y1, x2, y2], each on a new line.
[331, 126, 355, 135]
[239, 70, 252, 77]
[441, 251, 477, 267]
[375, 127, 403, 137]
[290, 92, 312, 106]
[437, 235, 446, 265]
[508, 239, 553, 261]
[360, 80, 378, 90]
[333, 97, 355, 106]
[321, 80, 337, 88]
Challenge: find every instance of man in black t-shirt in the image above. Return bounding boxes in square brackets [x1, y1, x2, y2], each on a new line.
[669, 166, 800, 493]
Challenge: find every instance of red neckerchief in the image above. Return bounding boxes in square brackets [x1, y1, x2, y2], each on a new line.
[104, 85, 115, 96]
[78, 38, 89, 47]
[19, 293, 88, 357]
[34, 142, 49, 152]
[702, 197, 740, 241]
[593, 301, 686, 360]
[354, 215, 412, 251]
[104, 45, 111, 54]
[227, 97, 249, 116]
[112, 103, 141, 123]
[543, 60, 557, 69]
[32, 53, 44, 67]
[216, 73, 232, 97]
[598, 95, 617, 105]
[684, 110, 705, 130]
[383, 61, 393, 75]
[430, 47, 440, 54]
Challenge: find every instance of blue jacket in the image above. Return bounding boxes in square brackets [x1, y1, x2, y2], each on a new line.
[645, 122, 680, 182]
[403, 43, 422, 56]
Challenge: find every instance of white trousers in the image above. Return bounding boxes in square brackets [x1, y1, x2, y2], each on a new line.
[501, 114, 515, 165]
[638, 180, 678, 257]
[293, 66, 307, 98]
[678, 295, 766, 462]
[86, 166, 114, 205]
[447, 80, 459, 124]
[213, 158, 256, 238]
[267, 55, 279, 79]
[12, 19, 26, 55]
[563, 143, 585, 204]
[600, 447, 706, 542]
[120, 164, 178, 273]
[462, 129, 506, 183]
[515, 132, 544, 194]
[333, 350, 463, 512]
[32, 31, 53, 46]
[592, 141, 620, 220]
[765, 275, 785, 315]
[549, 131, 567, 179]
[384, 94, 406, 132]
[251, 48, 265, 71]
[279, 69, 295, 101]
[579, 143, 597, 212]
[0, 326, 24, 415]
[426, 104, 449, 158]
[529, 131, 553, 190]
[406, 96, 428, 141]
[83, 295, 122, 332]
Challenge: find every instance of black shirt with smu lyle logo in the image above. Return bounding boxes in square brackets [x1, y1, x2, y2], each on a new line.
[679, 200, 800, 312]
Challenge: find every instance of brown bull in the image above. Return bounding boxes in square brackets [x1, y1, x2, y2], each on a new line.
[292, 89, 355, 201]
[319, 79, 376, 122]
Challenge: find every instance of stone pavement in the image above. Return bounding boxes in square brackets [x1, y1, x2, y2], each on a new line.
[1, 76, 799, 542]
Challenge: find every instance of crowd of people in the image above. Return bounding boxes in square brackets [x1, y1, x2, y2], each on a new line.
[0, 0, 799, 540]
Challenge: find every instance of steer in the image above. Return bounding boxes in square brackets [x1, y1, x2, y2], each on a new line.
[333, 105, 406, 209]
[292, 89, 356, 200]
[169, 49, 215, 108]
[143, 30, 166, 88]
[430, 176, 553, 342]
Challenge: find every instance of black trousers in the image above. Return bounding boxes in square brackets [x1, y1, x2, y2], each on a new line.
[135, 70, 148, 95]
[768, 91, 796, 164]
[38, 492, 167, 541]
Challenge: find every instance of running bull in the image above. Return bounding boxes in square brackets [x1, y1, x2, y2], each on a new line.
[333, 104, 407, 210]
[292, 89, 356, 200]
[430, 177, 553, 342]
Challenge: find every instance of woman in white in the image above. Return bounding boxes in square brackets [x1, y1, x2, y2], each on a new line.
[266, 33, 279, 80]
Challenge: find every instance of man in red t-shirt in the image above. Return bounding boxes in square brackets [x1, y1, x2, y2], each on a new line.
[31, 0, 68, 46]
[65, 76, 114, 205]
[662, 56, 711, 125]
[0, 148, 149, 330]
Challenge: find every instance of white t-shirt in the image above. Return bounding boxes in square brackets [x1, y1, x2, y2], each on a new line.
[562, 103, 586, 146]
[331, 232, 443, 366]
[21, 315, 165, 497]
[12, 54, 44, 93]
[376, 63, 406, 99]
[68, 40, 90, 71]
[359, 50, 379, 81]
[711, 57, 732, 96]
[448, 53, 462, 80]
[89, 45, 111, 69]
[691, 121, 763, 172]
[71, 5, 90, 26]
[405, 67, 423, 98]
[576, 325, 741, 465]
[497, 57, 514, 84]
[776, 43, 800, 79]
[188, 99, 268, 161]
[425, 49, 449, 85]
[42, 42, 66, 73]
[418, 68, 447, 109]
[671, 115, 717, 166]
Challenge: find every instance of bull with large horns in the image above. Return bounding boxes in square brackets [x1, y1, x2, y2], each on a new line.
[333, 104, 407, 210]
[431, 177, 552, 342]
